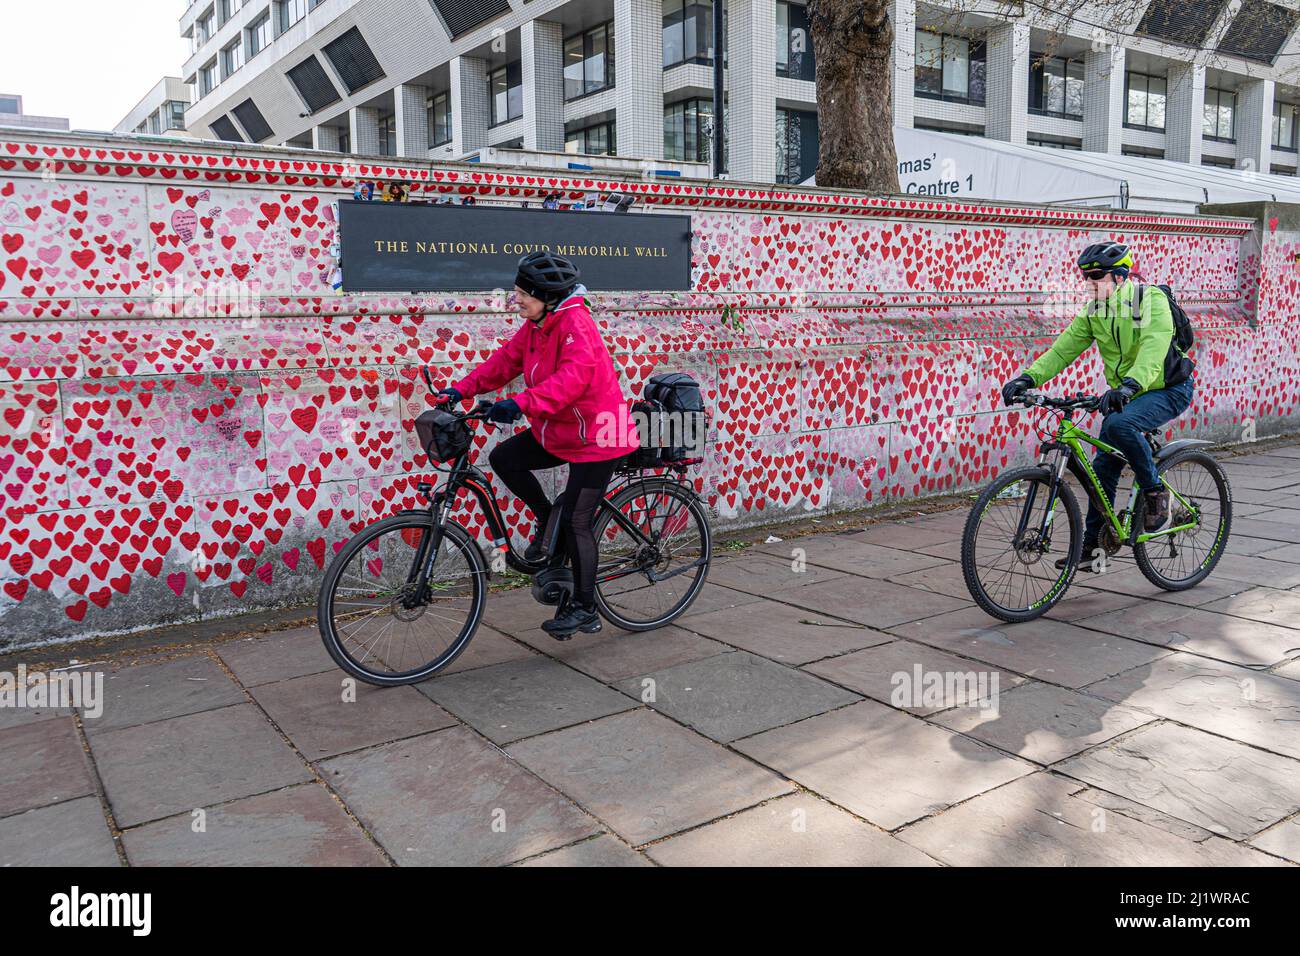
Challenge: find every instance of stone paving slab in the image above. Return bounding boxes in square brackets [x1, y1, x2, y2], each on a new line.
[1257, 543, 1300, 563]
[897, 772, 1286, 867]
[1054, 721, 1300, 840]
[1210, 551, 1300, 588]
[615, 650, 860, 743]
[644, 794, 938, 867]
[884, 562, 973, 601]
[0, 796, 120, 866]
[1045, 588, 1144, 623]
[0, 717, 96, 817]
[508, 623, 729, 683]
[706, 553, 851, 596]
[514, 834, 652, 867]
[507, 708, 793, 845]
[932, 681, 1157, 764]
[1063, 568, 1251, 607]
[1201, 586, 1300, 630]
[847, 523, 958, 551]
[250, 671, 457, 760]
[890, 606, 1170, 688]
[733, 698, 1034, 830]
[756, 537, 951, 580]
[774, 575, 970, 629]
[1076, 600, 1300, 667]
[1250, 817, 1300, 863]
[84, 654, 246, 734]
[0, 701, 73, 730]
[90, 703, 312, 828]
[1085, 652, 1300, 760]
[121, 783, 388, 866]
[440, 625, 537, 675]
[321, 726, 599, 866]
[416, 655, 636, 745]
[803, 639, 1026, 716]
[674, 598, 889, 665]
[216, 627, 336, 687]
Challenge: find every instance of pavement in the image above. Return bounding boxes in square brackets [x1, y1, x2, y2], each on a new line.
[4, 442, 1300, 867]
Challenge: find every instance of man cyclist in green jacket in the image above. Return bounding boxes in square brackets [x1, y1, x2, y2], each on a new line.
[1001, 241, 1195, 570]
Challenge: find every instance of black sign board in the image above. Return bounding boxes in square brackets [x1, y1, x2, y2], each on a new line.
[338, 200, 693, 292]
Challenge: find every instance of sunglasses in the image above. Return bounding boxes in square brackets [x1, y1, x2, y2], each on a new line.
[1081, 269, 1110, 280]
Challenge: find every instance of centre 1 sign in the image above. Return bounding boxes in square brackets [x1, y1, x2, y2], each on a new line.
[338, 200, 693, 293]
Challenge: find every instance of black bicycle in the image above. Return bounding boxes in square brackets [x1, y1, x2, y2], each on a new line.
[317, 370, 713, 686]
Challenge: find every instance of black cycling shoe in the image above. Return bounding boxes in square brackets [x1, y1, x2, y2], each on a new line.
[542, 601, 601, 641]
[523, 535, 548, 563]
[1056, 542, 1100, 572]
[1143, 488, 1171, 533]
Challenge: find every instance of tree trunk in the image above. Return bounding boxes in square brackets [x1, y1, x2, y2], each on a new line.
[808, 0, 900, 193]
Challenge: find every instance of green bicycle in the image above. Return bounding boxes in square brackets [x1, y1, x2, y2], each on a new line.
[961, 391, 1232, 622]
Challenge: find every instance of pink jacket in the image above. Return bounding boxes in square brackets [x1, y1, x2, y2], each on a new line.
[453, 293, 639, 463]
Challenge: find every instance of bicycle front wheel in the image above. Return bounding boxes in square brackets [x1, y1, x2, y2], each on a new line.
[318, 513, 487, 686]
[592, 477, 712, 631]
[961, 466, 1081, 622]
[1133, 449, 1232, 591]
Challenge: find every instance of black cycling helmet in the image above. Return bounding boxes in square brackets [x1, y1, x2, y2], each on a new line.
[1077, 241, 1134, 275]
[514, 251, 581, 307]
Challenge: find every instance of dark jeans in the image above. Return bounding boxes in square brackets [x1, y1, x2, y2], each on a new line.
[1084, 377, 1194, 546]
[487, 430, 618, 607]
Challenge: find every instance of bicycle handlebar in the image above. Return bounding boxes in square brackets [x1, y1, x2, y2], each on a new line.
[1015, 391, 1102, 412]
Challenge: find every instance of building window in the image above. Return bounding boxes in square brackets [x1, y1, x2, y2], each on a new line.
[564, 21, 615, 100]
[377, 112, 396, 156]
[775, 107, 818, 183]
[222, 39, 244, 79]
[200, 60, 219, 96]
[663, 0, 723, 68]
[277, 0, 307, 34]
[1203, 87, 1236, 141]
[664, 98, 725, 165]
[218, 0, 243, 25]
[1122, 145, 1164, 159]
[196, 11, 214, 45]
[166, 101, 187, 131]
[776, 2, 815, 81]
[1124, 72, 1167, 130]
[248, 12, 273, 58]
[1028, 134, 1082, 150]
[488, 62, 523, 126]
[1028, 53, 1083, 119]
[337, 127, 350, 154]
[1271, 164, 1296, 176]
[566, 121, 616, 156]
[1202, 155, 1236, 168]
[428, 90, 452, 146]
[0, 96, 19, 114]
[1274, 101, 1298, 151]
[915, 31, 986, 105]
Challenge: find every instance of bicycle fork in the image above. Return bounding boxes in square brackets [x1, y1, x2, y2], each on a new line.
[1018, 447, 1070, 550]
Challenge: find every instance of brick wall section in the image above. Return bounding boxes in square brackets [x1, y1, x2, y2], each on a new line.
[1083, 46, 1125, 154]
[613, 0, 665, 160]
[985, 22, 1029, 144]
[451, 55, 490, 155]
[394, 83, 431, 158]
[522, 19, 566, 153]
[1166, 62, 1205, 165]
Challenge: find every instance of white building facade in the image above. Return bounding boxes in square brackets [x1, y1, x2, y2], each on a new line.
[178, 0, 1300, 181]
[114, 77, 193, 137]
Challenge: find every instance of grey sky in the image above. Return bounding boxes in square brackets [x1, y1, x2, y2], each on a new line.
[0, 0, 191, 130]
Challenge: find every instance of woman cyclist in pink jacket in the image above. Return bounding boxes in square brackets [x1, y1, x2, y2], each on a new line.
[436, 252, 638, 639]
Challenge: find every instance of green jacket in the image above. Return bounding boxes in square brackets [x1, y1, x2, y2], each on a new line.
[1024, 279, 1181, 394]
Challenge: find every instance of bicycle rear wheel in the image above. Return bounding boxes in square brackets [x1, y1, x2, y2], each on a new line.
[961, 466, 1081, 622]
[318, 513, 487, 686]
[1133, 450, 1232, 591]
[592, 477, 712, 631]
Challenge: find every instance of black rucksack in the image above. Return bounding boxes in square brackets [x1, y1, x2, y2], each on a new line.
[1133, 283, 1195, 386]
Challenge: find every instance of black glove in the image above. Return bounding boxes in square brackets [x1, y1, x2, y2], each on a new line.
[1001, 374, 1034, 407]
[434, 387, 462, 406]
[486, 398, 522, 424]
[1101, 378, 1141, 415]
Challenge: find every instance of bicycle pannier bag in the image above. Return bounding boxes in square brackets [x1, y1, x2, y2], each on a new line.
[415, 408, 472, 462]
[642, 372, 706, 462]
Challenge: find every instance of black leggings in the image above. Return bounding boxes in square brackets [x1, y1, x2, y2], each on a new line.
[488, 430, 618, 607]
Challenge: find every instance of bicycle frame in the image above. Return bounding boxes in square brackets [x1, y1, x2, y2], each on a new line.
[406, 443, 705, 600]
[1031, 412, 1202, 549]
